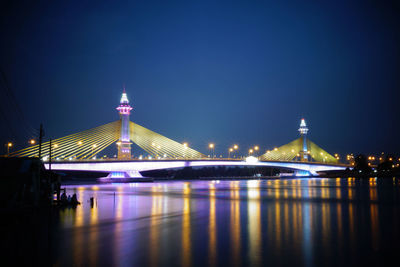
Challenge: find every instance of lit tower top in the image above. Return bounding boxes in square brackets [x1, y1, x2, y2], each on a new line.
[116, 88, 133, 159]
[298, 118, 309, 161]
[298, 118, 309, 135]
[116, 89, 133, 116]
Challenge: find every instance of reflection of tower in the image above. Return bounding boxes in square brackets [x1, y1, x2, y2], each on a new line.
[116, 89, 133, 159]
[298, 118, 309, 161]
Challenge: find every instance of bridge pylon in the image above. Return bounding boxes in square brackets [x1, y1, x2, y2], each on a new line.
[116, 88, 133, 159]
[298, 118, 309, 162]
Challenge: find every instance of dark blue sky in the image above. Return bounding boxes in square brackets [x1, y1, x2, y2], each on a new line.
[1, 0, 399, 156]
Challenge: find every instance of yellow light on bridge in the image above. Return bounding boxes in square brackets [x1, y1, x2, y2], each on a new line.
[116, 141, 121, 146]
[233, 144, 238, 150]
[209, 143, 214, 149]
[183, 142, 188, 148]
[254, 146, 259, 151]
[92, 144, 97, 148]
[249, 149, 253, 154]
[53, 144, 58, 148]
[8, 142, 13, 147]
[229, 148, 233, 152]
[77, 141, 83, 145]
[274, 147, 278, 151]
[29, 139, 36, 145]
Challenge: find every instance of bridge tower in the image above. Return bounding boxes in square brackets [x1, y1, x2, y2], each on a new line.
[298, 118, 309, 161]
[116, 88, 133, 159]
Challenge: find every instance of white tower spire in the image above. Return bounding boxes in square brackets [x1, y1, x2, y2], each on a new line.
[298, 118, 309, 161]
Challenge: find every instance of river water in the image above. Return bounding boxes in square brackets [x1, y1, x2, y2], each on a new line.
[50, 178, 400, 266]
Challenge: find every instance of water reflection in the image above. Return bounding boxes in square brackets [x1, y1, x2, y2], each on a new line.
[150, 186, 162, 267]
[182, 183, 192, 267]
[89, 190, 98, 266]
[247, 180, 261, 267]
[230, 181, 241, 267]
[208, 182, 217, 267]
[56, 178, 400, 267]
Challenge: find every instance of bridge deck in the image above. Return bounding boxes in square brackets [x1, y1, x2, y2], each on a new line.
[44, 158, 348, 177]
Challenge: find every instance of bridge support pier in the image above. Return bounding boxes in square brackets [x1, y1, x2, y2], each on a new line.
[107, 170, 143, 179]
[294, 170, 314, 177]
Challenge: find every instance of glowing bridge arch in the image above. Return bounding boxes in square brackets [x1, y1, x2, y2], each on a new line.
[45, 159, 346, 178]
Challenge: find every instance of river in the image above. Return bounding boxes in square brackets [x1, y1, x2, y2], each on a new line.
[47, 178, 400, 266]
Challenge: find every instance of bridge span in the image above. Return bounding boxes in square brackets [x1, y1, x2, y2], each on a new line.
[44, 158, 347, 178]
[11, 90, 347, 179]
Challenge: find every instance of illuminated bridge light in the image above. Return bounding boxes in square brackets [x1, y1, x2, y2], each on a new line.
[110, 172, 126, 178]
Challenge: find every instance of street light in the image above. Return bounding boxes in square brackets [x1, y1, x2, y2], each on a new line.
[249, 149, 253, 156]
[254, 146, 259, 157]
[29, 139, 36, 145]
[209, 143, 215, 158]
[6, 142, 12, 155]
[92, 144, 97, 159]
[228, 148, 233, 158]
[183, 142, 188, 159]
[233, 144, 238, 158]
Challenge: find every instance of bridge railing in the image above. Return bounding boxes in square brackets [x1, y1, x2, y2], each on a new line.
[43, 157, 348, 167]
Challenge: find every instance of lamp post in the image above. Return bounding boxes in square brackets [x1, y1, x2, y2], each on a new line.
[254, 146, 259, 157]
[157, 145, 161, 159]
[209, 143, 215, 158]
[228, 148, 233, 158]
[75, 141, 83, 159]
[6, 142, 12, 155]
[249, 149, 253, 156]
[53, 143, 58, 154]
[183, 142, 188, 159]
[233, 144, 238, 158]
[92, 144, 97, 159]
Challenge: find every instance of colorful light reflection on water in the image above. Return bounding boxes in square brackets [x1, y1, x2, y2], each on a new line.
[53, 178, 400, 267]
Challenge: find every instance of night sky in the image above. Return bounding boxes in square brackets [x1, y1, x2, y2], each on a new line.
[1, 0, 399, 156]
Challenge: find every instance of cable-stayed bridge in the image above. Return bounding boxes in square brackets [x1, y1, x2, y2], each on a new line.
[8, 90, 347, 178]
[9, 121, 204, 160]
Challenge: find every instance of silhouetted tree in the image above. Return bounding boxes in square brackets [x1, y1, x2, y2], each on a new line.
[353, 154, 371, 174]
[377, 155, 394, 172]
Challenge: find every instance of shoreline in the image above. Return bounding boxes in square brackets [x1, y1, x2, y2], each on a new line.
[58, 175, 400, 185]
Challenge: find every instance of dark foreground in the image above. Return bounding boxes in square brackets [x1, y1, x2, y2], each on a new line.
[2, 178, 400, 267]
